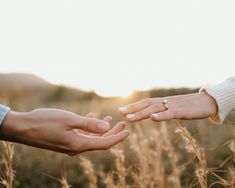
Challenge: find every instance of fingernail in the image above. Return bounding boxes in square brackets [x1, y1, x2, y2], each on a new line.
[123, 130, 130, 136]
[151, 113, 159, 119]
[126, 114, 135, 119]
[119, 107, 127, 113]
[98, 122, 110, 132]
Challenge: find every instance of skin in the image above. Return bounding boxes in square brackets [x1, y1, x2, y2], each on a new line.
[119, 91, 218, 122]
[0, 109, 130, 155]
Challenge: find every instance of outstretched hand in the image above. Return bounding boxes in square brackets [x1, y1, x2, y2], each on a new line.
[119, 92, 218, 122]
[0, 109, 129, 155]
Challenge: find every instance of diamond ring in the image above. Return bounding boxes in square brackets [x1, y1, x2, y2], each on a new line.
[162, 100, 169, 110]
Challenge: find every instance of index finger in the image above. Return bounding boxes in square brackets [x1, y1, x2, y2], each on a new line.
[118, 98, 153, 115]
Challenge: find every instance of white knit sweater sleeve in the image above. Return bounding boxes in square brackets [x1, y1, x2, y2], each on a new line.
[201, 77, 235, 123]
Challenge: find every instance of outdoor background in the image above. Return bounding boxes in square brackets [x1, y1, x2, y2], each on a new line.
[0, 1, 235, 188]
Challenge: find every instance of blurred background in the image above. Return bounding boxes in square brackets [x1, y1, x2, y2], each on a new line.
[0, 1, 235, 188]
[1, 0, 235, 97]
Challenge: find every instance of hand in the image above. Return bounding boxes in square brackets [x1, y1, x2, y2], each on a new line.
[119, 92, 218, 122]
[0, 109, 130, 155]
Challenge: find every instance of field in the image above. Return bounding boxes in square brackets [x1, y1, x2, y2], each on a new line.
[0, 74, 235, 188]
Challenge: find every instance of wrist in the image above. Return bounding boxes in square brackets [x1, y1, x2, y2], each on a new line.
[0, 111, 28, 141]
[199, 91, 218, 118]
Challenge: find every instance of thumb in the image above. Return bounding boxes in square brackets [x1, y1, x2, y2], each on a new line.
[86, 112, 97, 118]
[103, 116, 112, 124]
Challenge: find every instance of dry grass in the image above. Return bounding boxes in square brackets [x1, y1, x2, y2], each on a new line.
[1, 121, 235, 188]
[77, 122, 235, 188]
[228, 129, 235, 187]
[0, 142, 15, 188]
[79, 156, 97, 188]
[175, 123, 208, 188]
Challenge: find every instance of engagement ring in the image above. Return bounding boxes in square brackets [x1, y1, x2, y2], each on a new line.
[162, 100, 169, 110]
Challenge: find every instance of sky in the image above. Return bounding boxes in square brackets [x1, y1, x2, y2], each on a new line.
[0, 0, 234, 97]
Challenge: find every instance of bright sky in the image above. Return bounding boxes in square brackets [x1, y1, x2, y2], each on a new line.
[0, 1, 234, 97]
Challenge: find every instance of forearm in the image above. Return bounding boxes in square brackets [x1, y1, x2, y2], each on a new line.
[0, 111, 28, 142]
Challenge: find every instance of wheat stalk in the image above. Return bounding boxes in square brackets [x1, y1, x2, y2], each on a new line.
[42, 170, 71, 188]
[0, 141, 15, 188]
[228, 128, 235, 187]
[159, 122, 181, 188]
[110, 148, 127, 187]
[60, 171, 71, 188]
[79, 156, 97, 188]
[175, 123, 207, 188]
[129, 124, 167, 188]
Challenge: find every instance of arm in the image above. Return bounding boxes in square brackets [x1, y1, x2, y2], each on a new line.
[0, 108, 129, 155]
[119, 77, 235, 123]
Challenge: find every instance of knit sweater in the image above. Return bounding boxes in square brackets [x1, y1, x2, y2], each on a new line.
[202, 77, 235, 123]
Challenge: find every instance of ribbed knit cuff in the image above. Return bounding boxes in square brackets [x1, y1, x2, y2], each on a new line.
[200, 77, 235, 123]
[0, 104, 10, 127]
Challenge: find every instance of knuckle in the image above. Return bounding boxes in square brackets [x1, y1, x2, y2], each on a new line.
[136, 111, 144, 118]
[152, 103, 161, 110]
[61, 112, 76, 124]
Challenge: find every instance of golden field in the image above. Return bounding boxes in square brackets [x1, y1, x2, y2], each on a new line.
[0, 74, 235, 188]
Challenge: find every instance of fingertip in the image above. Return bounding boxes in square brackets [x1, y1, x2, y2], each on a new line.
[86, 112, 96, 118]
[118, 106, 128, 114]
[104, 115, 112, 119]
[151, 113, 160, 121]
[113, 130, 130, 140]
[109, 131, 130, 145]
[103, 121, 127, 137]
[117, 121, 126, 127]
[151, 113, 159, 118]
[103, 116, 113, 123]
[125, 130, 131, 134]
[97, 121, 111, 133]
[105, 130, 130, 148]
[122, 130, 130, 138]
[126, 114, 137, 122]
[115, 122, 126, 130]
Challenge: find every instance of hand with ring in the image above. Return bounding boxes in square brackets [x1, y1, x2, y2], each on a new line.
[119, 92, 218, 122]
